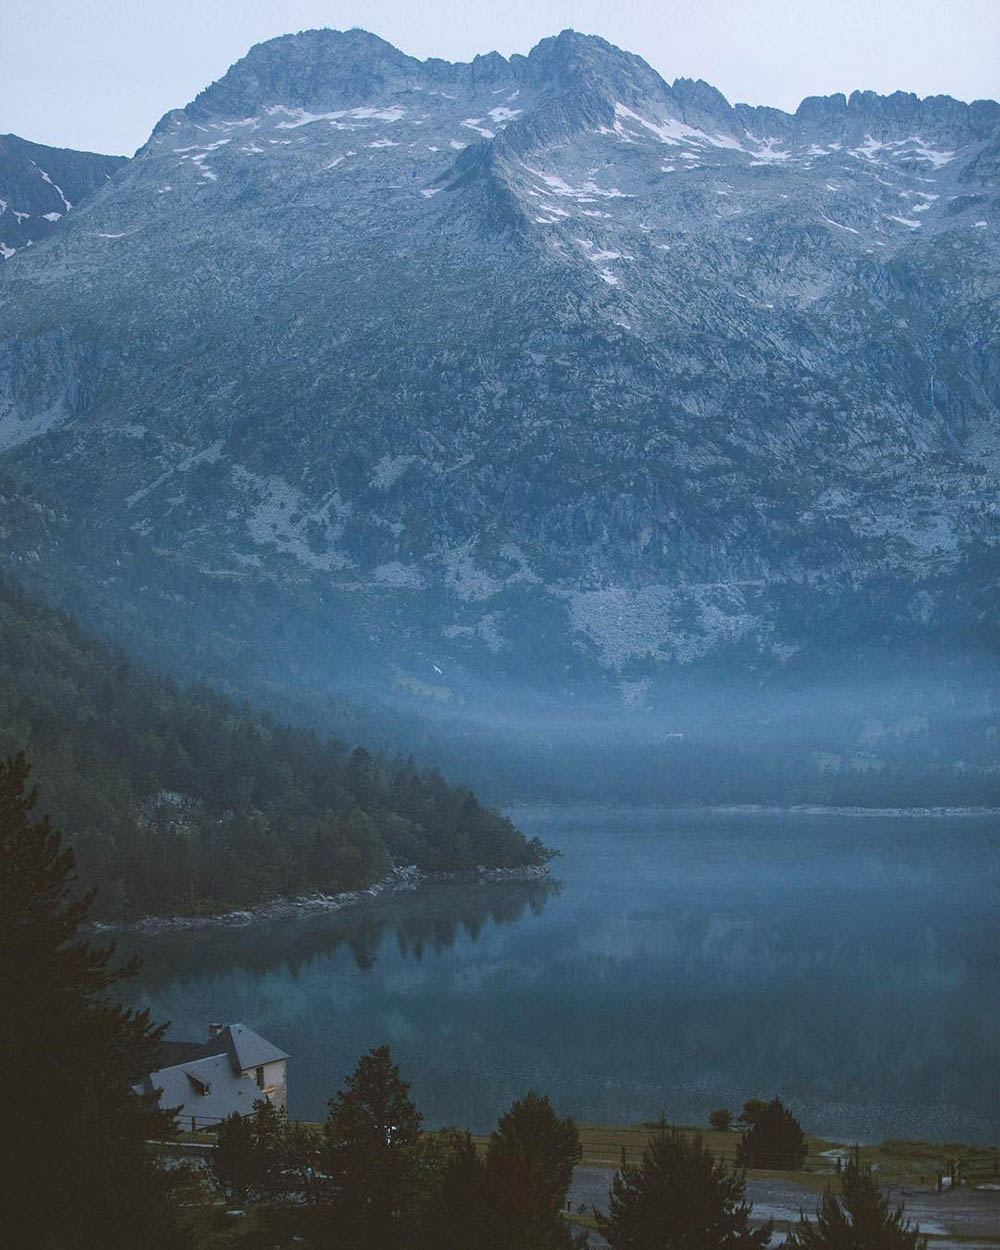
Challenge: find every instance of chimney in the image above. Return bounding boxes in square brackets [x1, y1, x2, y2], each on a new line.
[208, 1023, 224, 1039]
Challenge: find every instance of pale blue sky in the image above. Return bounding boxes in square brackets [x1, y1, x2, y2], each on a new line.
[3, 0, 998, 155]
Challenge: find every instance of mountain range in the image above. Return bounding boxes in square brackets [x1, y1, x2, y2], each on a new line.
[1, 28, 998, 795]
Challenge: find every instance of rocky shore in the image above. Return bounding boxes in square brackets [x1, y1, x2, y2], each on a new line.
[90, 863, 551, 935]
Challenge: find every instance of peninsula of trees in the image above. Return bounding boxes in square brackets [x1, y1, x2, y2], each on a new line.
[0, 576, 551, 919]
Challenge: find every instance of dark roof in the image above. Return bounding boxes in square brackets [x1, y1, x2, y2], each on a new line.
[134, 1053, 263, 1125]
[222, 1023, 289, 1071]
[146, 1023, 287, 1079]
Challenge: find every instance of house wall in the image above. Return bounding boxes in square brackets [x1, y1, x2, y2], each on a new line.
[248, 1058, 287, 1111]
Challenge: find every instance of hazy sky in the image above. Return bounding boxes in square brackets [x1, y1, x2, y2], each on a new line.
[3, 0, 998, 155]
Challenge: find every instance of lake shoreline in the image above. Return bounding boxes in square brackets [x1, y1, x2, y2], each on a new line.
[90, 862, 551, 936]
[507, 802, 1000, 819]
[123, 810, 1000, 1145]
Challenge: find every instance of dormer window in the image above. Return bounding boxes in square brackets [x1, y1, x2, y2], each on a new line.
[185, 1071, 211, 1096]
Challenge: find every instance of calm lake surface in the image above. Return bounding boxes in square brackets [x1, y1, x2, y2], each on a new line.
[122, 808, 1000, 1143]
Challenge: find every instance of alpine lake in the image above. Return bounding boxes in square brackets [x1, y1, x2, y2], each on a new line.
[121, 807, 1000, 1144]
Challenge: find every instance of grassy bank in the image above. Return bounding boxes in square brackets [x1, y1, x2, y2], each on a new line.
[467, 1123, 1000, 1191]
[178, 1119, 999, 1190]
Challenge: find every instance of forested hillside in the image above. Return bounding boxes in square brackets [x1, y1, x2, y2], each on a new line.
[0, 577, 548, 918]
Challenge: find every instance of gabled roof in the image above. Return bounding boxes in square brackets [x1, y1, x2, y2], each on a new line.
[220, 1022, 289, 1072]
[145, 1023, 288, 1079]
[133, 1053, 263, 1125]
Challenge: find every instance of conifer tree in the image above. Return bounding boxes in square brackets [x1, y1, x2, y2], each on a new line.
[735, 1096, 808, 1170]
[321, 1043, 423, 1248]
[212, 1110, 259, 1204]
[483, 1089, 584, 1250]
[786, 1154, 926, 1249]
[596, 1122, 772, 1250]
[415, 1127, 490, 1250]
[0, 751, 191, 1249]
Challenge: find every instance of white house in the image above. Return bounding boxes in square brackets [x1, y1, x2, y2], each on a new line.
[133, 1022, 288, 1131]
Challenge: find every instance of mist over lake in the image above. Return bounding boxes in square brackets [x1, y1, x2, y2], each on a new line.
[123, 807, 1000, 1144]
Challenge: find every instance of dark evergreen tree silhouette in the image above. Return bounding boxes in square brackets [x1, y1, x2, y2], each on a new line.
[736, 1096, 808, 1170]
[321, 1043, 423, 1248]
[596, 1122, 773, 1250]
[211, 1099, 290, 1204]
[211, 1110, 259, 1204]
[0, 750, 191, 1249]
[483, 1089, 585, 1249]
[415, 1127, 491, 1250]
[787, 1154, 926, 1249]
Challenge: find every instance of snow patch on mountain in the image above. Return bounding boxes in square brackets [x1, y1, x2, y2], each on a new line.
[612, 102, 744, 152]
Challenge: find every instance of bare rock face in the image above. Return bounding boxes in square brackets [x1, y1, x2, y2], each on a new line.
[0, 28, 998, 709]
[0, 133, 126, 258]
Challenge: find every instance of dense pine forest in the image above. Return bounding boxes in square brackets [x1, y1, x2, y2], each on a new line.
[0, 576, 549, 919]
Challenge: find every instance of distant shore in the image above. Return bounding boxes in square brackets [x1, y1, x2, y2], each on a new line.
[508, 802, 1000, 819]
[90, 862, 551, 935]
[694, 803, 1000, 818]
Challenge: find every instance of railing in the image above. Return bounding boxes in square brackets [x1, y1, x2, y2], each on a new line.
[951, 1154, 1000, 1187]
[175, 1113, 228, 1133]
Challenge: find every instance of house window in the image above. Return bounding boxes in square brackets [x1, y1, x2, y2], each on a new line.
[255, 1065, 265, 1088]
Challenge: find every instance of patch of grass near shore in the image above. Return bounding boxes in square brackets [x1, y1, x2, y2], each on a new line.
[187, 1119, 998, 1192]
[856, 1138, 999, 1188]
[472, 1122, 999, 1192]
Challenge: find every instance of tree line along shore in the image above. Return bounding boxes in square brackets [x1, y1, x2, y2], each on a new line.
[0, 574, 553, 921]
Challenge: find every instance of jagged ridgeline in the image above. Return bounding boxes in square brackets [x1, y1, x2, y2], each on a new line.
[0, 133, 127, 258]
[0, 576, 549, 919]
[1, 28, 999, 804]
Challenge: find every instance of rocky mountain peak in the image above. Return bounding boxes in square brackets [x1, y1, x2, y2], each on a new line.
[1, 30, 998, 712]
[164, 27, 690, 149]
[667, 76, 741, 136]
[519, 29, 663, 98]
[845, 88, 999, 143]
[786, 86, 999, 148]
[182, 27, 423, 124]
[476, 30, 684, 157]
[794, 92, 849, 123]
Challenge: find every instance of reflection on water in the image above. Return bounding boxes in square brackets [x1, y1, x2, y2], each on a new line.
[123, 811, 1000, 1143]
[121, 877, 561, 989]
